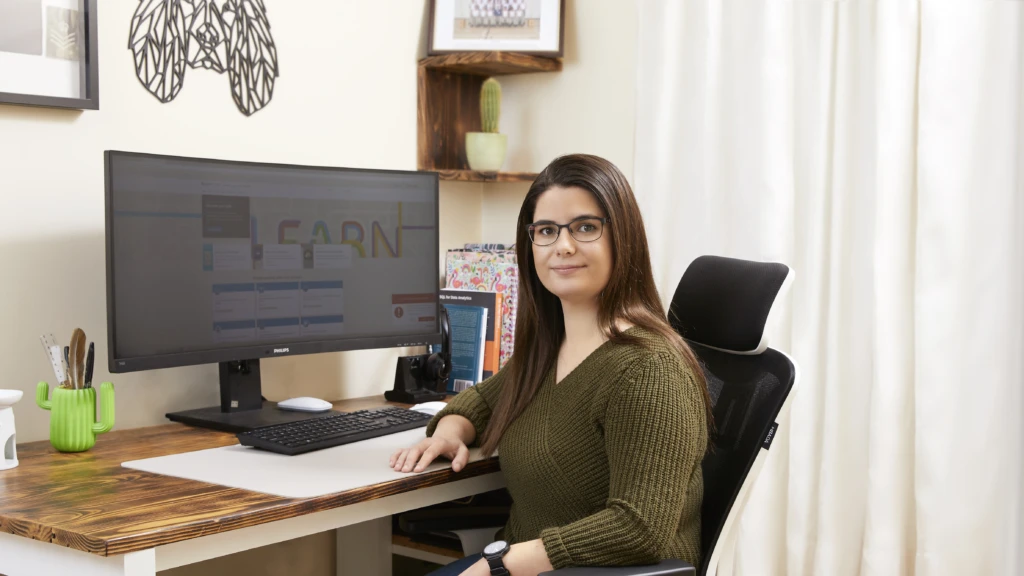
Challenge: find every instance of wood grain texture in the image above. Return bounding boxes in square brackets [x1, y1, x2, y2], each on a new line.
[436, 170, 537, 183]
[419, 52, 562, 76]
[0, 396, 500, 557]
[417, 52, 560, 177]
[418, 65, 483, 172]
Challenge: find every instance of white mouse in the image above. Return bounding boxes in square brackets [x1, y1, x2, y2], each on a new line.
[410, 401, 448, 416]
[276, 397, 333, 413]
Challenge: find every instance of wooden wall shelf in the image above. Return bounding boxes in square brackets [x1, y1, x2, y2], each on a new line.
[418, 52, 561, 180]
[437, 170, 538, 183]
[420, 52, 562, 76]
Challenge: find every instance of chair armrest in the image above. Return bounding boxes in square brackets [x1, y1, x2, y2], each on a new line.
[397, 506, 510, 533]
[538, 559, 696, 576]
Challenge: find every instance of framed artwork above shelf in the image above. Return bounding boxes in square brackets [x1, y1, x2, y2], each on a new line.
[417, 51, 561, 180]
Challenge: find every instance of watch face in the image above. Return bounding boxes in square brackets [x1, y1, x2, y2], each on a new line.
[484, 540, 508, 556]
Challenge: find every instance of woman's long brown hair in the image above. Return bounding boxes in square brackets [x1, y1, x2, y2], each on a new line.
[478, 154, 714, 456]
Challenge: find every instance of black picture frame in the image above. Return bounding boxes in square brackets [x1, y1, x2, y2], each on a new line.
[0, 0, 99, 111]
[427, 0, 565, 57]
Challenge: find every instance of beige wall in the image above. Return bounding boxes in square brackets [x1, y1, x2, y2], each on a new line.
[0, 0, 635, 573]
[1, 0, 457, 443]
[480, 1, 640, 250]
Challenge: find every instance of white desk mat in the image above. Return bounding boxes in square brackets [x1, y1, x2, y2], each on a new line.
[121, 427, 491, 499]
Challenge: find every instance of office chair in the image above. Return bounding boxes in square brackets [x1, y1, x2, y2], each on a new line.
[396, 256, 798, 576]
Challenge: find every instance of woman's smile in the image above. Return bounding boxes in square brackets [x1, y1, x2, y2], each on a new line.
[550, 264, 586, 275]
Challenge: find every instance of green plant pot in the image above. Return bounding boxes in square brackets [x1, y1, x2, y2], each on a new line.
[466, 132, 508, 172]
[36, 382, 115, 453]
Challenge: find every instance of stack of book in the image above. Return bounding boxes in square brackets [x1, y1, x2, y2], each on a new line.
[438, 247, 518, 393]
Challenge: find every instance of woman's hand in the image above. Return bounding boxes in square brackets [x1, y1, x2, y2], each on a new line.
[390, 434, 470, 473]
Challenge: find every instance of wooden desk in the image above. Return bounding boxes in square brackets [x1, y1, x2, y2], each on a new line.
[0, 396, 504, 576]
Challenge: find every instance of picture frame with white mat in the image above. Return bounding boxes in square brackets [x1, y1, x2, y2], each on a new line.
[0, 0, 99, 110]
[427, 0, 565, 56]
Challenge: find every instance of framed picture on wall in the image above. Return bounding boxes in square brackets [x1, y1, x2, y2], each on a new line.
[0, 0, 99, 110]
[428, 0, 565, 57]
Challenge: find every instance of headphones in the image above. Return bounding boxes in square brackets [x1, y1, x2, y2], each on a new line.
[424, 304, 452, 387]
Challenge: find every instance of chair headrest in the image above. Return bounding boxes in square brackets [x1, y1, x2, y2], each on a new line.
[668, 255, 793, 355]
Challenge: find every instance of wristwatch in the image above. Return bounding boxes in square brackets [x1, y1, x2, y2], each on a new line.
[482, 540, 511, 575]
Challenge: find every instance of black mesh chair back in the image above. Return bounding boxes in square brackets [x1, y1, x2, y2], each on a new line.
[668, 256, 796, 576]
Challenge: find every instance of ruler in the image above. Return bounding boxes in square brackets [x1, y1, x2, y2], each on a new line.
[39, 334, 67, 386]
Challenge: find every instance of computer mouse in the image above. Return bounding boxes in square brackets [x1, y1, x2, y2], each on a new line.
[276, 397, 333, 413]
[410, 401, 448, 415]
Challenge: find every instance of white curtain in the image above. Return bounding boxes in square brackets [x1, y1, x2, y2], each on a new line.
[634, 2, 1024, 575]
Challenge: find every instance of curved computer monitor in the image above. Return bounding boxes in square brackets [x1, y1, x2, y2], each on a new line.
[104, 150, 440, 431]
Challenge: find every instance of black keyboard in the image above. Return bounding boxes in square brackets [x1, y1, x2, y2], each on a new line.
[237, 406, 435, 456]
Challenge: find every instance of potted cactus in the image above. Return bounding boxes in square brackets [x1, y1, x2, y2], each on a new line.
[466, 77, 507, 172]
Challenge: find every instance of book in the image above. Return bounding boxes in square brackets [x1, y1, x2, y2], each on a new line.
[463, 243, 512, 250]
[443, 304, 488, 393]
[445, 249, 518, 368]
[440, 289, 502, 379]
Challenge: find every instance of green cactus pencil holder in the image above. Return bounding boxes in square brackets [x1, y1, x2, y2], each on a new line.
[36, 382, 115, 452]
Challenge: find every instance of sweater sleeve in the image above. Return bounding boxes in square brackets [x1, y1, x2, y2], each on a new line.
[539, 353, 707, 568]
[424, 368, 506, 447]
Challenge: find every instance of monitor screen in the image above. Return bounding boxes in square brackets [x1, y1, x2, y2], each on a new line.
[105, 151, 440, 372]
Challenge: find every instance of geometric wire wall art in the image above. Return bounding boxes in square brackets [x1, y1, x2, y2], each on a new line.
[128, 0, 279, 116]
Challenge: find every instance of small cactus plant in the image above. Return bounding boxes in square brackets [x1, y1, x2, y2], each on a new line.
[466, 77, 507, 171]
[481, 77, 501, 134]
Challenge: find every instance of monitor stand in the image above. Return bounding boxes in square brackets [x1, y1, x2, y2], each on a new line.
[166, 359, 338, 433]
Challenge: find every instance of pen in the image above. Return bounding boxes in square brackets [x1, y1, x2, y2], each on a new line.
[84, 342, 95, 388]
[63, 346, 72, 387]
[65, 345, 74, 388]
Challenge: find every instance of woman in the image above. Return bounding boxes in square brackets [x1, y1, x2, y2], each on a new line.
[390, 154, 713, 576]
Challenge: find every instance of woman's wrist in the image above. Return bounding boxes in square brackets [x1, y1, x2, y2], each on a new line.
[435, 414, 476, 445]
[502, 539, 554, 575]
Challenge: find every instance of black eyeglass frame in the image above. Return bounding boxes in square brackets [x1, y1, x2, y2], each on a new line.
[527, 216, 611, 246]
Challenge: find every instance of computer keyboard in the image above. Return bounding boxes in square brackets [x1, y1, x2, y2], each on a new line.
[237, 406, 436, 456]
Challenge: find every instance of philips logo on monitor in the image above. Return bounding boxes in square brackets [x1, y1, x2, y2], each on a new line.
[273, 348, 290, 354]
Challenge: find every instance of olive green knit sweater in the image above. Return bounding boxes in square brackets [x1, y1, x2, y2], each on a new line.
[425, 327, 708, 570]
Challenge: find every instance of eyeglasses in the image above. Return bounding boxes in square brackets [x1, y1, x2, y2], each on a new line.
[527, 217, 610, 246]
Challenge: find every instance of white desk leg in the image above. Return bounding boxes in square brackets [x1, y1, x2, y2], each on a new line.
[123, 549, 157, 576]
[336, 516, 393, 576]
[0, 531, 155, 576]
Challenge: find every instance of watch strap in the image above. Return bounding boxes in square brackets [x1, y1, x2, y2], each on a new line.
[484, 542, 511, 576]
[486, 556, 510, 576]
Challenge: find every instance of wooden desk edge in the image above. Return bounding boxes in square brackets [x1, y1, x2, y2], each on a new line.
[0, 395, 502, 557]
[101, 460, 502, 556]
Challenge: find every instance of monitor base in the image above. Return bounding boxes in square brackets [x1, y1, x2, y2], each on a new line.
[166, 402, 340, 433]
[166, 358, 338, 433]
